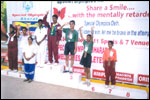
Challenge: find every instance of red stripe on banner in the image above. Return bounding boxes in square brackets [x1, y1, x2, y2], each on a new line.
[137, 74, 149, 85]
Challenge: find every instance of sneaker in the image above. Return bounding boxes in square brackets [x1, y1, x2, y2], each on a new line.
[7, 69, 12, 72]
[36, 64, 40, 67]
[69, 67, 73, 74]
[83, 81, 87, 85]
[13, 69, 18, 73]
[105, 85, 109, 88]
[110, 85, 115, 89]
[18, 71, 24, 74]
[54, 63, 58, 66]
[87, 82, 91, 87]
[63, 70, 69, 73]
[47, 62, 53, 65]
[28, 79, 33, 83]
[24, 79, 29, 82]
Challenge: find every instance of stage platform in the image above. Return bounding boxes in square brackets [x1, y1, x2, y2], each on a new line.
[1, 64, 148, 99]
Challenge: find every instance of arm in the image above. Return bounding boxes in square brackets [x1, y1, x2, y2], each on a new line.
[16, 25, 21, 37]
[23, 52, 29, 61]
[28, 53, 36, 60]
[91, 27, 94, 42]
[74, 42, 77, 54]
[103, 51, 106, 69]
[39, 35, 47, 45]
[58, 22, 69, 30]
[56, 24, 62, 45]
[35, 36, 39, 45]
[43, 11, 50, 28]
[79, 26, 85, 40]
[26, 24, 32, 36]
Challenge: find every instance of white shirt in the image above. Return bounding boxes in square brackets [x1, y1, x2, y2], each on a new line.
[18, 34, 29, 49]
[23, 43, 37, 64]
[34, 27, 47, 42]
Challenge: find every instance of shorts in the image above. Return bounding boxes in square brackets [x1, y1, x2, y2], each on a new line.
[80, 52, 92, 68]
[64, 42, 75, 55]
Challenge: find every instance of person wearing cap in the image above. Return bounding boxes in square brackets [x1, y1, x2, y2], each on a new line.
[103, 41, 117, 89]
[34, 19, 47, 68]
[58, 20, 78, 73]
[5, 23, 19, 72]
[43, 11, 62, 66]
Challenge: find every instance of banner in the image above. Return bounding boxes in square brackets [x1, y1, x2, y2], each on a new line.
[6, 1, 149, 86]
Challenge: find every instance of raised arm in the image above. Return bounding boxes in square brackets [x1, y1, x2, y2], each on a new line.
[91, 27, 94, 42]
[43, 11, 50, 28]
[79, 26, 85, 41]
[26, 24, 32, 36]
[58, 22, 69, 30]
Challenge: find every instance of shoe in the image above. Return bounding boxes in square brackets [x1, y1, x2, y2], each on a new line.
[24, 79, 29, 82]
[13, 69, 18, 73]
[110, 85, 115, 89]
[47, 62, 53, 65]
[7, 69, 12, 72]
[28, 79, 33, 83]
[83, 81, 87, 85]
[63, 70, 69, 73]
[19, 71, 24, 74]
[40, 66, 44, 68]
[105, 85, 109, 88]
[69, 67, 73, 73]
[87, 82, 91, 87]
[54, 63, 58, 66]
[36, 64, 40, 67]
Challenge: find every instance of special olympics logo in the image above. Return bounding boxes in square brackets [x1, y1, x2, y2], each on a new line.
[23, 1, 33, 12]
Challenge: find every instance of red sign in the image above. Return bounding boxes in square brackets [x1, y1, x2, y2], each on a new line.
[72, 66, 85, 76]
[92, 69, 134, 83]
[92, 69, 105, 79]
[116, 72, 134, 83]
[137, 74, 149, 85]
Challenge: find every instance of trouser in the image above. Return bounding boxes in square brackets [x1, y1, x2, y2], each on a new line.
[18, 48, 24, 71]
[48, 36, 59, 63]
[8, 46, 18, 70]
[104, 61, 116, 85]
[24, 64, 35, 80]
[37, 41, 46, 66]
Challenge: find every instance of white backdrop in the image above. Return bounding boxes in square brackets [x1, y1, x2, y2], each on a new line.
[6, 1, 149, 86]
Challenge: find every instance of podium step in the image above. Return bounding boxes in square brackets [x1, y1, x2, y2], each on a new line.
[1, 64, 148, 99]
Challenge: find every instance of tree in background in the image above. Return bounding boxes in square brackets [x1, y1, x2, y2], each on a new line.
[1, 1, 7, 40]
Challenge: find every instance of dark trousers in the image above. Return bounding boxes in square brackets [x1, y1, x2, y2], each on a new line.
[104, 61, 116, 85]
[48, 36, 58, 63]
[8, 47, 18, 70]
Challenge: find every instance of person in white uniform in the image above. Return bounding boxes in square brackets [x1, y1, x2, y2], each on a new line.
[34, 19, 47, 68]
[17, 26, 31, 73]
[23, 36, 37, 83]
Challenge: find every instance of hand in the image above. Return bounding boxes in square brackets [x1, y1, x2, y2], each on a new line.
[46, 10, 49, 15]
[79, 26, 83, 31]
[64, 22, 69, 26]
[17, 24, 21, 30]
[56, 41, 59, 45]
[84, 53, 87, 58]
[91, 26, 94, 32]
[26, 23, 30, 30]
[74, 49, 77, 54]
[38, 41, 42, 45]
[12, 22, 16, 27]
[25, 57, 30, 61]
[103, 64, 105, 69]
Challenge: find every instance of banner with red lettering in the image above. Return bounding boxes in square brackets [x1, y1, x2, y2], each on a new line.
[6, 1, 149, 86]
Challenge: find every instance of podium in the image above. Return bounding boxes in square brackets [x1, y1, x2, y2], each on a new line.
[1, 64, 148, 99]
